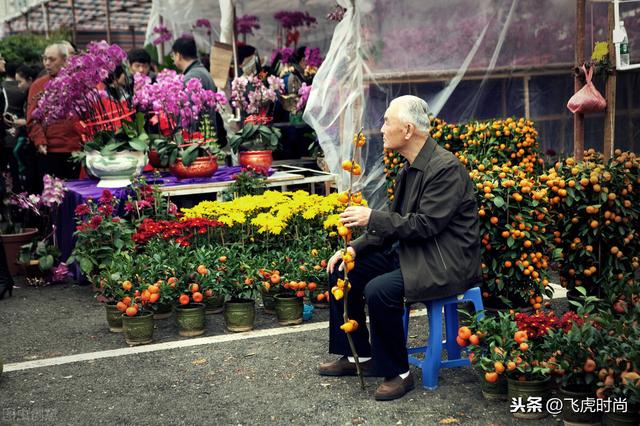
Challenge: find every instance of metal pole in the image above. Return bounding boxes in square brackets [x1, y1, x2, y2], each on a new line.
[603, 1, 616, 161]
[573, 0, 585, 160]
[105, 0, 112, 44]
[70, 0, 78, 46]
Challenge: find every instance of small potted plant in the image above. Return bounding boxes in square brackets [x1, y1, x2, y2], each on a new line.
[595, 300, 640, 425]
[133, 69, 227, 178]
[229, 73, 284, 168]
[212, 246, 258, 332]
[463, 311, 518, 401]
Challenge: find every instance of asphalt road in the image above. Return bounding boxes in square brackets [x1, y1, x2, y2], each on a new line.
[0, 282, 562, 425]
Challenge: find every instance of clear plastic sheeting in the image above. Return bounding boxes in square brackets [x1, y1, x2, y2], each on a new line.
[303, 0, 376, 197]
[145, 0, 335, 61]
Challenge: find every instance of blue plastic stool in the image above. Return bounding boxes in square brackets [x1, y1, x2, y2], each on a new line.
[403, 286, 485, 390]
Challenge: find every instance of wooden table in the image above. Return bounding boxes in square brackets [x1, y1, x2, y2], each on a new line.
[158, 165, 337, 198]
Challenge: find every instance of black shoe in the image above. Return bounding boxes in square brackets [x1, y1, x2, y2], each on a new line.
[0, 278, 14, 300]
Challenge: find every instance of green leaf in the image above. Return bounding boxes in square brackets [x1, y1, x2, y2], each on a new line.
[128, 138, 148, 151]
[507, 237, 514, 248]
[39, 254, 54, 271]
[79, 257, 93, 275]
[493, 196, 505, 208]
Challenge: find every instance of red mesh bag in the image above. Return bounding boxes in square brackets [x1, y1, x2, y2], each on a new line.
[567, 65, 606, 114]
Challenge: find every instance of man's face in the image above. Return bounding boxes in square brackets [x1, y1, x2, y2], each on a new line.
[170, 51, 184, 71]
[381, 104, 408, 151]
[0, 56, 6, 74]
[130, 61, 150, 76]
[43, 47, 66, 76]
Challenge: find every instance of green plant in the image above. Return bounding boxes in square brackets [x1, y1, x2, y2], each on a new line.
[71, 112, 150, 167]
[228, 122, 281, 153]
[18, 240, 60, 272]
[221, 166, 268, 200]
[68, 191, 134, 283]
[154, 114, 220, 167]
[211, 245, 259, 301]
[0, 30, 70, 65]
[546, 150, 640, 300]
[542, 289, 605, 390]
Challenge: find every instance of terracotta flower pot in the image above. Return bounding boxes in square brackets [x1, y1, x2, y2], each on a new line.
[239, 150, 273, 169]
[148, 149, 163, 169]
[0, 228, 38, 276]
[169, 156, 218, 179]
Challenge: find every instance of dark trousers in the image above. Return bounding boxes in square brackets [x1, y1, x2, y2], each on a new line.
[329, 247, 409, 378]
[36, 153, 79, 189]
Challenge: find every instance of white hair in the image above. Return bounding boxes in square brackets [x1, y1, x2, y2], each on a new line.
[390, 95, 431, 134]
[46, 43, 71, 59]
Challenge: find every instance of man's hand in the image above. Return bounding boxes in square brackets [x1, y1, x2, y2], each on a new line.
[327, 246, 356, 274]
[37, 145, 47, 155]
[339, 206, 372, 228]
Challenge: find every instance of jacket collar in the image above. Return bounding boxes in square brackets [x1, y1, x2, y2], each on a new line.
[408, 136, 437, 172]
[184, 60, 203, 74]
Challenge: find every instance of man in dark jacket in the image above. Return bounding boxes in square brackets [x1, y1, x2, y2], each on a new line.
[319, 95, 481, 400]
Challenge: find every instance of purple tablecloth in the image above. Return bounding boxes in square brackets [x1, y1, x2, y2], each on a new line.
[57, 166, 257, 263]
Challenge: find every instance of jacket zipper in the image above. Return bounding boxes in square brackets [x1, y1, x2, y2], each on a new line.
[434, 237, 448, 270]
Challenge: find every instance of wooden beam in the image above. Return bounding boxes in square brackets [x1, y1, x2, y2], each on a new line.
[573, 0, 586, 160]
[603, 1, 616, 161]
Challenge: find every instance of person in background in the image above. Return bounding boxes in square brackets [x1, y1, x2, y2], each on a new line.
[171, 36, 226, 144]
[2, 63, 28, 192]
[0, 53, 15, 300]
[8, 64, 40, 193]
[127, 48, 155, 81]
[171, 36, 216, 91]
[26, 43, 82, 184]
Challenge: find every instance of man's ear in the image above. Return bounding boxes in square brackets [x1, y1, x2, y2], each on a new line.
[405, 123, 414, 139]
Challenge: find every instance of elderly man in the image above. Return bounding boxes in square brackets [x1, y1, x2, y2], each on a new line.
[26, 43, 82, 182]
[319, 95, 481, 400]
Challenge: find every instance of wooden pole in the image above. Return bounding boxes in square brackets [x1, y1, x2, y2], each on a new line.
[603, 2, 616, 161]
[158, 15, 165, 65]
[130, 25, 136, 48]
[105, 0, 112, 44]
[70, 0, 78, 46]
[574, 0, 585, 160]
[523, 76, 531, 119]
[43, 2, 50, 38]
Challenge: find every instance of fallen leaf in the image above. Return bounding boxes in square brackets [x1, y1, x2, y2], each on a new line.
[192, 358, 208, 366]
[244, 353, 256, 357]
[62, 375, 73, 379]
[438, 418, 459, 425]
